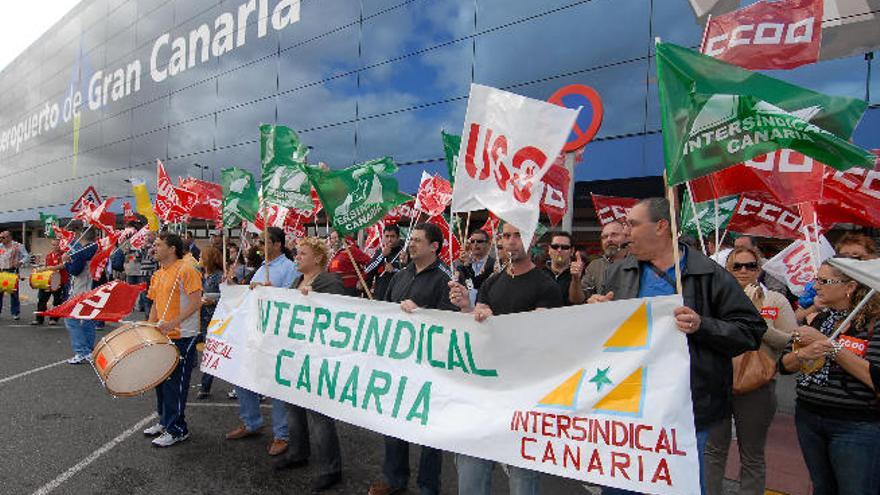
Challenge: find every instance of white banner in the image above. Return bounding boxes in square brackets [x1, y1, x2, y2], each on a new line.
[763, 235, 835, 295]
[450, 84, 579, 248]
[204, 286, 700, 494]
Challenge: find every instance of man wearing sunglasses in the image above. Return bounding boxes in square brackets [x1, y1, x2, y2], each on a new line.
[544, 231, 579, 305]
[455, 229, 495, 293]
[588, 198, 766, 495]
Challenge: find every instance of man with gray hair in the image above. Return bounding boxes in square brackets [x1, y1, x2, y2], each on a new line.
[589, 197, 766, 494]
[570, 220, 629, 303]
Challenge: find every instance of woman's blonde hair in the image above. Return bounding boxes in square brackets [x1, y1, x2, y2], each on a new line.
[298, 236, 329, 269]
[724, 246, 764, 272]
[822, 259, 880, 330]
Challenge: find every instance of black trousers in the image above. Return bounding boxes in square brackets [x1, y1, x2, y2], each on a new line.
[35, 288, 64, 323]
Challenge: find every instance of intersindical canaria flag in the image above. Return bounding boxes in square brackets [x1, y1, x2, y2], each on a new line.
[204, 287, 700, 494]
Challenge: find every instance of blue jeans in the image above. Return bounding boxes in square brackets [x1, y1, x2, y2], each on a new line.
[236, 386, 289, 440]
[0, 284, 20, 316]
[602, 428, 711, 495]
[383, 435, 442, 495]
[64, 318, 97, 356]
[795, 406, 880, 495]
[456, 454, 540, 495]
[156, 337, 198, 437]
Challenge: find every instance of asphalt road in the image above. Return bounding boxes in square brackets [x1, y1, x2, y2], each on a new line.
[0, 297, 600, 495]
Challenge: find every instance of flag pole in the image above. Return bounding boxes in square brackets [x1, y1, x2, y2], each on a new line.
[664, 171, 684, 295]
[713, 197, 720, 254]
[263, 203, 270, 285]
[345, 245, 373, 300]
[222, 225, 228, 279]
[684, 181, 707, 255]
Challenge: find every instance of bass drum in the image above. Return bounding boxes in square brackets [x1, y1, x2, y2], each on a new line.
[91, 323, 179, 397]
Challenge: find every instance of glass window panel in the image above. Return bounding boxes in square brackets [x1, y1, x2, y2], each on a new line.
[280, 0, 360, 49]
[575, 134, 664, 182]
[276, 74, 357, 130]
[359, 40, 471, 117]
[169, 79, 217, 124]
[298, 123, 356, 168]
[853, 108, 879, 149]
[475, 0, 649, 88]
[132, 96, 170, 135]
[218, 55, 277, 107]
[137, 1, 175, 46]
[362, 0, 409, 18]
[102, 109, 132, 144]
[215, 140, 259, 171]
[215, 99, 275, 147]
[106, 1, 137, 39]
[277, 25, 359, 93]
[361, 0, 474, 66]
[175, 0, 222, 25]
[215, 13, 279, 71]
[131, 128, 168, 166]
[106, 27, 137, 67]
[475, 0, 572, 30]
[355, 100, 466, 164]
[168, 114, 214, 157]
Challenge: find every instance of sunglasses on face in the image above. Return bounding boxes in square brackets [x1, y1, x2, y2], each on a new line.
[468, 239, 487, 244]
[731, 262, 759, 272]
[549, 244, 572, 250]
[816, 278, 847, 286]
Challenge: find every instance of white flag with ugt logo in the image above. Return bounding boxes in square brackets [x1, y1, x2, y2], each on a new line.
[451, 84, 579, 248]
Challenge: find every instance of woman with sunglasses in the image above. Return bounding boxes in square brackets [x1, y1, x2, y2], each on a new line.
[704, 246, 797, 495]
[778, 259, 880, 494]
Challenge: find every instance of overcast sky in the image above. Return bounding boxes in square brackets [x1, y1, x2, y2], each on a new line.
[0, 0, 82, 71]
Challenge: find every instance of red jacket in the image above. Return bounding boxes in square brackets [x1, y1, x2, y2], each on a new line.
[328, 245, 370, 290]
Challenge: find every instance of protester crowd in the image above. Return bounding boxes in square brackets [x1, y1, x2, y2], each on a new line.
[2, 198, 879, 495]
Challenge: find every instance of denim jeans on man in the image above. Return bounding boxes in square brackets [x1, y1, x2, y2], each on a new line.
[456, 454, 540, 495]
[156, 337, 198, 437]
[601, 428, 711, 495]
[795, 406, 880, 495]
[383, 435, 442, 495]
[64, 318, 97, 356]
[0, 287, 20, 317]
[236, 386, 289, 440]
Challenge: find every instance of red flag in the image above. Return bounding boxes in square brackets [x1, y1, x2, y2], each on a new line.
[822, 164, 880, 224]
[690, 150, 825, 204]
[89, 231, 121, 281]
[700, 0, 822, 70]
[38, 281, 146, 321]
[385, 200, 416, 225]
[53, 226, 75, 253]
[540, 163, 570, 226]
[480, 212, 501, 240]
[122, 202, 137, 223]
[254, 205, 290, 231]
[727, 193, 809, 239]
[128, 226, 151, 250]
[415, 173, 453, 218]
[178, 177, 222, 221]
[155, 160, 194, 222]
[364, 221, 385, 256]
[591, 194, 639, 226]
[74, 197, 117, 234]
[428, 215, 461, 266]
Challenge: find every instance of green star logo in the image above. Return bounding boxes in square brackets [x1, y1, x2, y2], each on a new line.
[588, 367, 613, 392]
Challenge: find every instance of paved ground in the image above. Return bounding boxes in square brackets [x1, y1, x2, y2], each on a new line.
[0, 293, 809, 495]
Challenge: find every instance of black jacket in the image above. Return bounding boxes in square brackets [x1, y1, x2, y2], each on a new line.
[455, 256, 496, 290]
[601, 248, 767, 430]
[384, 258, 457, 311]
[292, 272, 345, 296]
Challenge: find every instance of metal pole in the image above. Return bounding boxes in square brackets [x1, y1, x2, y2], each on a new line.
[561, 151, 576, 233]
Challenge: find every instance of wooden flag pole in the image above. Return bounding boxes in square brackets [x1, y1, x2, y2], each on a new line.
[664, 171, 684, 295]
[263, 205, 271, 285]
[345, 245, 373, 300]
[684, 181, 707, 255]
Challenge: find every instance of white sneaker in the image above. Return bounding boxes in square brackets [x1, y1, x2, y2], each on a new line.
[143, 423, 164, 437]
[151, 431, 189, 448]
[83, 354, 93, 364]
[66, 355, 86, 365]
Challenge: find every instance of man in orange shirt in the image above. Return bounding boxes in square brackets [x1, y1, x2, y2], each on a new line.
[142, 232, 203, 448]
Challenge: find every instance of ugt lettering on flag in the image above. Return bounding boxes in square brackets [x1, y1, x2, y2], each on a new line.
[451, 84, 578, 248]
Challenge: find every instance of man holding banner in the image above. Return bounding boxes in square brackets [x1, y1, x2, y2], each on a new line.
[589, 198, 766, 494]
[449, 222, 563, 495]
[369, 222, 457, 495]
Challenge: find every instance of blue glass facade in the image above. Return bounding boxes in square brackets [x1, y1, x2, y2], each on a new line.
[0, 0, 876, 223]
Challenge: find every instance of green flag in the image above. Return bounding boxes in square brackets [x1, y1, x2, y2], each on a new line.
[260, 124, 313, 210]
[656, 42, 874, 185]
[40, 213, 58, 238]
[680, 192, 738, 238]
[306, 158, 412, 236]
[221, 168, 260, 224]
[441, 131, 461, 184]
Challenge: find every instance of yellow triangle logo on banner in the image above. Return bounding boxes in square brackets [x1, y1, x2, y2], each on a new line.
[603, 302, 649, 349]
[593, 367, 645, 415]
[538, 369, 585, 408]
